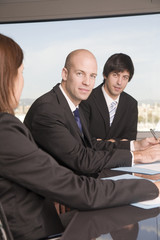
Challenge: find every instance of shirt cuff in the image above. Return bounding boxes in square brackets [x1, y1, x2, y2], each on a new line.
[130, 151, 135, 166]
[130, 140, 135, 151]
[130, 141, 135, 166]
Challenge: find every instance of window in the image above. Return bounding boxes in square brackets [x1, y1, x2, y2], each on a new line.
[1, 13, 160, 130]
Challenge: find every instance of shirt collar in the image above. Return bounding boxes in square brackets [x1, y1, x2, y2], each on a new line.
[59, 84, 78, 113]
[102, 85, 119, 108]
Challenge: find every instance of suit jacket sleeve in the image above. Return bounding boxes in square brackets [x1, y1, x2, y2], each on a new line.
[0, 113, 159, 210]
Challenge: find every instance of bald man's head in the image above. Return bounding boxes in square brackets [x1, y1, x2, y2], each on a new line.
[61, 49, 97, 106]
[64, 49, 97, 71]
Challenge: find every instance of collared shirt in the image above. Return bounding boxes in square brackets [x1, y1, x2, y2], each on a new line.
[59, 84, 78, 113]
[102, 84, 120, 110]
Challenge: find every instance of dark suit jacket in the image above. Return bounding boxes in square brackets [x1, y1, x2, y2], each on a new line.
[80, 84, 138, 140]
[0, 112, 158, 239]
[24, 83, 132, 175]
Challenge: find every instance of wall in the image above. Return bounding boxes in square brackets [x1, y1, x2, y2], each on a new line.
[0, 0, 160, 23]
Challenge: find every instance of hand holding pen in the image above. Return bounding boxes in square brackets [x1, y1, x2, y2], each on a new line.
[150, 129, 159, 141]
[134, 130, 160, 151]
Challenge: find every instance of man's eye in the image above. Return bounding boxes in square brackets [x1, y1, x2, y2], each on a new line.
[77, 72, 83, 76]
[112, 73, 118, 77]
[91, 74, 97, 79]
[123, 76, 129, 81]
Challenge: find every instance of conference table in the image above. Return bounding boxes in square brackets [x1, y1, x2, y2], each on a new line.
[61, 168, 160, 240]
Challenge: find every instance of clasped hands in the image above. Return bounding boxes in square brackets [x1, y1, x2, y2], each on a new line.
[100, 136, 160, 164]
[133, 137, 160, 197]
[104, 137, 160, 195]
[133, 137, 160, 164]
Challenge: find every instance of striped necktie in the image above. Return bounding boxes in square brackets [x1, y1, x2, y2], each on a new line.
[73, 108, 83, 133]
[109, 101, 117, 126]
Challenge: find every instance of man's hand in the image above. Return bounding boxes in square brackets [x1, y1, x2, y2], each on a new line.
[134, 144, 160, 164]
[133, 137, 160, 151]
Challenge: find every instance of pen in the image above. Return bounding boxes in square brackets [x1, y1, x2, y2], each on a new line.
[150, 128, 158, 140]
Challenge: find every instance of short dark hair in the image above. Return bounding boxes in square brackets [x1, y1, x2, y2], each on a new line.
[103, 53, 134, 83]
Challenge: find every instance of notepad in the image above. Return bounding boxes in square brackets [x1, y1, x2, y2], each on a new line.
[101, 174, 160, 209]
[111, 161, 160, 175]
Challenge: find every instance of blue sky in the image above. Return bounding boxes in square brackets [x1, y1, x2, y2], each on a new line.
[1, 13, 160, 101]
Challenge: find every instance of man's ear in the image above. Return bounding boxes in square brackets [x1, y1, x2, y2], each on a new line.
[103, 75, 107, 81]
[62, 67, 68, 81]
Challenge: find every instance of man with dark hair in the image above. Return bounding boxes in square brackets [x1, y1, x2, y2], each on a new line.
[80, 53, 138, 141]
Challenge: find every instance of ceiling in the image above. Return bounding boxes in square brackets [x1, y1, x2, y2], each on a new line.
[0, 0, 160, 23]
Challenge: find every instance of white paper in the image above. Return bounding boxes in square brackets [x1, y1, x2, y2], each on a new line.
[111, 161, 160, 175]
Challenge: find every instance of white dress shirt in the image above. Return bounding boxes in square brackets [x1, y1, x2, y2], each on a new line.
[102, 85, 120, 110]
[59, 84, 77, 112]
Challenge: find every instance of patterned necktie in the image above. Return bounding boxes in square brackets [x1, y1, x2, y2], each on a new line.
[109, 101, 117, 126]
[73, 108, 83, 133]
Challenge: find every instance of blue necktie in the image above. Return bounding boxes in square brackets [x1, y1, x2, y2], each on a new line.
[109, 101, 117, 126]
[73, 108, 83, 133]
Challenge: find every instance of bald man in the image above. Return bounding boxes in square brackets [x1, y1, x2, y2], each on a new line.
[24, 49, 160, 177]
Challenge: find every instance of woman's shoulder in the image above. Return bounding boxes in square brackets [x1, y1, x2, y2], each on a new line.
[0, 112, 23, 125]
[0, 112, 31, 136]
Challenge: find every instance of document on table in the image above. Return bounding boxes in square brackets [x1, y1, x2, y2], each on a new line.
[101, 174, 160, 209]
[111, 161, 160, 175]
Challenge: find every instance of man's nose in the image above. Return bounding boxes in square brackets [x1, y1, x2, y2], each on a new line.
[117, 76, 122, 84]
[83, 75, 90, 85]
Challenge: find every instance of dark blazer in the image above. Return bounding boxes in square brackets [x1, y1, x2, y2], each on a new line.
[80, 84, 138, 140]
[0, 112, 158, 239]
[24, 83, 132, 175]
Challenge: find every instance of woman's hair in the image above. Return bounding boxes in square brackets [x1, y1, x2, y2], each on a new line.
[0, 33, 23, 114]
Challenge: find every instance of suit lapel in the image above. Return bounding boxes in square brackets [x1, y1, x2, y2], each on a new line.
[79, 108, 93, 147]
[92, 86, 127, 136]
[53, 84, 92, 146]
[93, 85, 110, 128]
